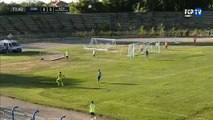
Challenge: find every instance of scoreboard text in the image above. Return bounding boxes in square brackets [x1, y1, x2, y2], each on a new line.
[11, 7, 69, 13]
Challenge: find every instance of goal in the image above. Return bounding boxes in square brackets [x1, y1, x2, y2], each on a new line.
[85, 38, 116, 51]
[128, 41, 160, 58]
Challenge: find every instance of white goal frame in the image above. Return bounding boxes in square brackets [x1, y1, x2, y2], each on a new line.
[128, 41, 160, 58]
[84, 38, 116, 51]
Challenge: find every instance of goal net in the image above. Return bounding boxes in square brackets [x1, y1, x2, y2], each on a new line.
[40, 50, 65, 61]
[85, 38, 116, 51]
[128, 41, 160, 58]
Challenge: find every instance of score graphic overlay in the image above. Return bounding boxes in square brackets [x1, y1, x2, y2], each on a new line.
[11, 7, 70, 13]
[41, 7, 47, 12]
[54, 7, 69, 12]
[194, 8, 202, 17]
[26, 7, 41, 13]
[11, 7, 25, 12]
[47, 7, 54, 12]
[184, 8, 202, 18]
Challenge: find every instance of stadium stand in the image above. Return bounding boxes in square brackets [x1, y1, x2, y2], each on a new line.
[0, 12, 213, 35]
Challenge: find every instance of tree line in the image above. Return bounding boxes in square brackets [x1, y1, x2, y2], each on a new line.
[0, 0, 213, 14]
[71, 0, 213, 13]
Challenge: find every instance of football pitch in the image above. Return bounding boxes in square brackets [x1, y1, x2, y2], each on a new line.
[1, 45, 213, 120]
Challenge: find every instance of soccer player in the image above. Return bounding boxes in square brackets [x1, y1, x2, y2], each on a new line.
[89, 101, 96, 120]
[140, 45, 144, 54]
[145, 49, 149, 58]
[56, 71, 65, 86]
[97, 69, 102, 83]
[164, 41, 168, 49]
[65, 50, 69, 60]
[193, 37, 197, 44]
[93, 50, 96, 58]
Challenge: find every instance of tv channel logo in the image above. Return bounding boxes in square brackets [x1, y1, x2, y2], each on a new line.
[184, 8, 202, 18]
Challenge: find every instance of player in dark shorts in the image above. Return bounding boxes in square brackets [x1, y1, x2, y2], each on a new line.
[145, 49, 149, 58]
[193, 37, 197, 45]
[97, 69, 102, 83]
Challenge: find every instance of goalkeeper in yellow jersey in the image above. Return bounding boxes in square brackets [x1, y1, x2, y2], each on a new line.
[56, 71, 65, 86]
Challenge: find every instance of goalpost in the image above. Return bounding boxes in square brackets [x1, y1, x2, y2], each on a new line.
[85, 38, 116, 51]
[128, 41, 160, 58]
[147, 41, 161, 53]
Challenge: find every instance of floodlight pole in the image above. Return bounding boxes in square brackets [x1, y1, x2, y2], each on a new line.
[32, 110, 39, 120]
[60, 115, 66, 120]
[11, 106, 18, 120]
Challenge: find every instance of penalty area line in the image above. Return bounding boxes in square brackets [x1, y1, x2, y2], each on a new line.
[101, 101, 206, 120]
[143, 107, 205, 120]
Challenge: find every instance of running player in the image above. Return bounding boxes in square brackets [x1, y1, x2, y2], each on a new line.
[164, 41, 168, 49]
[93, 50, 96, 58]
[89, 101, 96, 120]
[56, 71, 65, 86]
[97, 69, 102, 83]
[145, 49, 149, 58]
[65, 50, 69, 60]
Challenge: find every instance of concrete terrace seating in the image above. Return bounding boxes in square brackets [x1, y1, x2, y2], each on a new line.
[56, 14, 73, 31]
[7, 16, 28, 33]
[18, 15, 40, 32]
[71, 15, 85, 30]
[80, 14, 96, 30]
[0, 16, 17, 34]
[196, 11, 213, 27]
[42, 14, 58, 31]
[0, 12, 213, 35]
[0, 25, 4, 33]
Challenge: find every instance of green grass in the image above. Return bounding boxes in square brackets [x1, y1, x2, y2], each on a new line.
[1, 45, 213, 120]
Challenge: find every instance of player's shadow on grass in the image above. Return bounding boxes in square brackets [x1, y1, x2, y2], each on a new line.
[0, 73, 83, 88]
[155, 59, 179, 61]
[181, 54, 204, 59]
[70, 86, 104, 90]
[101, 82, 140, 86]
[1, 51, 41, 56]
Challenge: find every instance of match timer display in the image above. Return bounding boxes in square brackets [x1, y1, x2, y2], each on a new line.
[11, 7, 70, 13]
[11, 7, 25, 12]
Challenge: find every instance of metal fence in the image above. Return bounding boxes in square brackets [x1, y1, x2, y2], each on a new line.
[0, 107, 66, 120]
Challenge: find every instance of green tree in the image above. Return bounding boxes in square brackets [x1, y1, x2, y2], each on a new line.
[172, 27, 176, 36]
[0, 3, 9, 14]
[139, 25, 146, 36]
[158, 23, 165, 37]
[150, 26, 155, 36]
[70, 0, 105, 13]
[0, 3, 21, 15]
[191, 28, 198, 37]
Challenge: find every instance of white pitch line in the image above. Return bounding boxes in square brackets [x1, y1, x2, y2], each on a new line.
[101, 101, 137, 108]
[143, 107, 206, 120]
[140, 64, 213, 79]
[101, 101, 206, 120]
